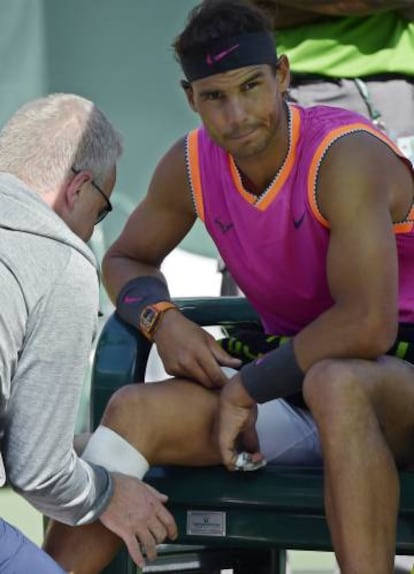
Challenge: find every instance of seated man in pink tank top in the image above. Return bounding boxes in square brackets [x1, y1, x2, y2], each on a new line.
[45, 1, 414, 573]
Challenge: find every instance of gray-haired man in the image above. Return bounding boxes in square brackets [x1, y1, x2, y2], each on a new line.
[0, 93, 176, 573]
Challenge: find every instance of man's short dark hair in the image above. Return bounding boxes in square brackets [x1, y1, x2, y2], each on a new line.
[173, 0, 274, 65]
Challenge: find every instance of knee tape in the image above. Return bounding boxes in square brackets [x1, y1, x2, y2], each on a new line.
[81, 425, 149, 479]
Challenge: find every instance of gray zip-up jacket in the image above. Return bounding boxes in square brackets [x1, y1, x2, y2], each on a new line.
[0, 173, 112, 525]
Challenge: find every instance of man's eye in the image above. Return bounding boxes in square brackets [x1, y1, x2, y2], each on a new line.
[205, 92, 223, 101]
[244, 81, 259, 91]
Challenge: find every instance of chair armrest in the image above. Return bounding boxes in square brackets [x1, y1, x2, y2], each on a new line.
[174, 296, 259, 326]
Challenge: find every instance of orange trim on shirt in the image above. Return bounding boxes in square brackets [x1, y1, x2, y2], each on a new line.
[187, 129, 205, 222]
[394, 221, 414, 233]
[228, 156, 257, 204]
[228, 105, 302, 210]
[307, 123, 412, 231]
[258, 106, 302, 211]
[394, 204, 414, 234]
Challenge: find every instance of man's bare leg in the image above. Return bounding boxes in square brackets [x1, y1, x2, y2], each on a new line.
[44, 378, 221, 574]
[303, 356, 414, 574]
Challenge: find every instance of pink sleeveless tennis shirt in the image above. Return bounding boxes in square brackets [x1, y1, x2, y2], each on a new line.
[186, 103, 414, 335]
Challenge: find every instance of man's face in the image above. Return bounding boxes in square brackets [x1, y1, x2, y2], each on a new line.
[186, 61, 289, 162]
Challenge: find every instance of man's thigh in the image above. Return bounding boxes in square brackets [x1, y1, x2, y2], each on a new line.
[254, 355, 414, 468]
[0, 519, 65, 573]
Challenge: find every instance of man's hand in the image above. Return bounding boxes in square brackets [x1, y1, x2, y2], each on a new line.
[217, 373, 264, 470]
[99, 473, 177, 569]
[154, 309, 241, 388]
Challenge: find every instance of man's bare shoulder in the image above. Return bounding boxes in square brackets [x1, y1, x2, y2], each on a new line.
[148, 135, 195, 217]
[317, 131, 413, 225]
[153, 136, 187, 186]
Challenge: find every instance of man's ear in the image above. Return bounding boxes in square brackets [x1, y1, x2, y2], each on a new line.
[276, 55, 291, 95]
[180, 79, 197, 112]
[65, 169, 89, 209]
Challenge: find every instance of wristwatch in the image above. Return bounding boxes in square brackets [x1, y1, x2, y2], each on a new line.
[139, 301, 177, 341]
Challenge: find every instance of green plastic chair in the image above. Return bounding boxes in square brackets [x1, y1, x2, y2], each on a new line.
[91, 297, 414, 574]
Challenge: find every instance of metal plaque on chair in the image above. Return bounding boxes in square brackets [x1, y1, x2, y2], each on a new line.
[186, 510, 226, 536]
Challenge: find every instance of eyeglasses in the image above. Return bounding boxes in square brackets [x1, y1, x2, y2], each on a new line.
[71, 167, 113, 224]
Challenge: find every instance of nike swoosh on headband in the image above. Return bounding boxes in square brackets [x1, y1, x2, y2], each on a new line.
[206, 44, 240, 66]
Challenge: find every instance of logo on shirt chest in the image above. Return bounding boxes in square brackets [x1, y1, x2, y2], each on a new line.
[214, 218, 234, 234]
[292, 211, 306, 229]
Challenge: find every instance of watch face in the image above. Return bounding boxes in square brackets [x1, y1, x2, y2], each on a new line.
[141, 306, 159, 332]
[140, 302, 175, 340]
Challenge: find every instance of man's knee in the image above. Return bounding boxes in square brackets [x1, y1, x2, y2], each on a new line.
[303, 359, 368, 419]
[102, 384, 147, 429]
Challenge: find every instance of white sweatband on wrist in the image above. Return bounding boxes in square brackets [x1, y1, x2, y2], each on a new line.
[82, 425, 150, 479]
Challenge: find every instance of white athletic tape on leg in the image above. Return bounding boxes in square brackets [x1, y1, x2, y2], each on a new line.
[82, 425, 149, 479]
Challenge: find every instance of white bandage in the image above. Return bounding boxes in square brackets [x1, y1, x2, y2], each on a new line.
[81, 425, 150, 479]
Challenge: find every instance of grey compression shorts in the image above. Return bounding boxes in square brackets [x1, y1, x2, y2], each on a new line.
[222, 367, 322, 466]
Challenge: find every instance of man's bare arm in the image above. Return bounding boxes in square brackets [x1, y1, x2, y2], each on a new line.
[294, 133, 413, 371]
[102, 138, 240, 387]
[102, 138, 196, 302]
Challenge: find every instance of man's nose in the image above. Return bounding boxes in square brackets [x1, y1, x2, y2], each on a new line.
[225, 97, 248, 125]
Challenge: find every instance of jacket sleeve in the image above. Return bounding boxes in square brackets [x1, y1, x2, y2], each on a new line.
[0, 251, 113, 525]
